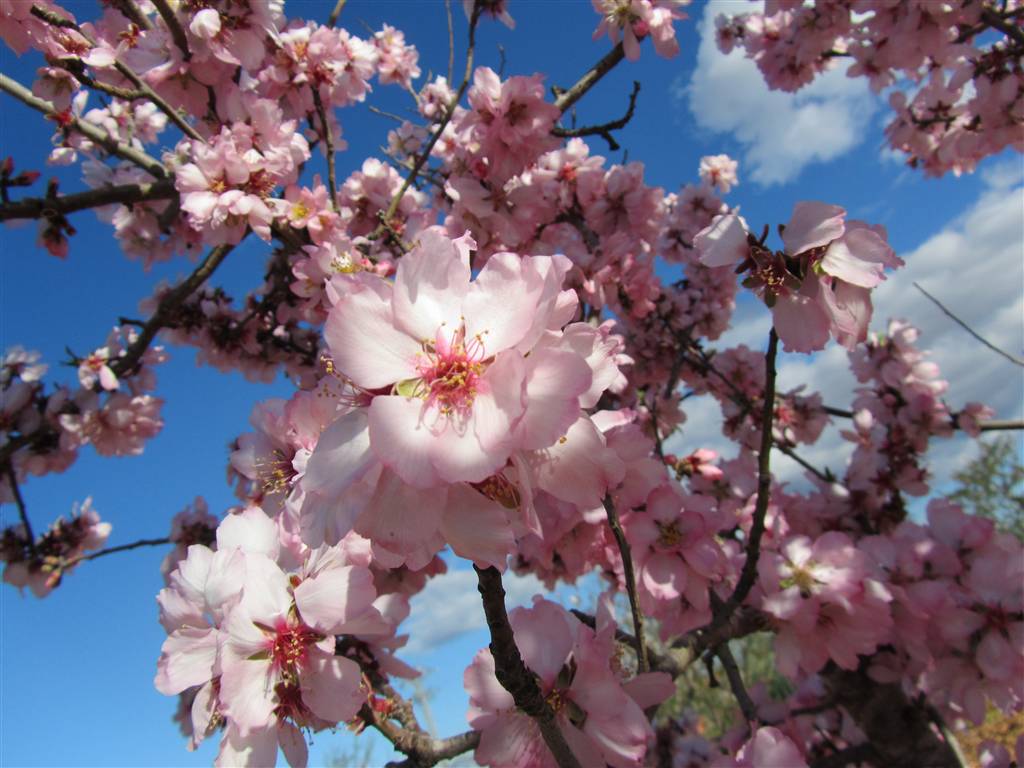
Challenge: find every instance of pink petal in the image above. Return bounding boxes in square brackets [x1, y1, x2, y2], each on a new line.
[782, 201, 845, 256]
[463, 251, 544, 355]
[440, 486, 515, 570]
[392, 230, 470, 340]
[214, 724, 278, 768]
[368, 396, 439, 488]
[155, 627, 218, 695]
[695, 213, 749, 267]
[464, 648, 515, 721]
[294, 564, 377, 635]
[324, 276, 420, 389]
[515, 344, 591, 451]
[508, 599, 575, 687]
[641, 552, 687, 600]
[277, 721, 308, 768]
[301, 650, 365, 724]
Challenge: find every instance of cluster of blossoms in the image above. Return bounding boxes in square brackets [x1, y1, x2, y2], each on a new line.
[1, 1, 1022, 767]
[716, 0, 1024, 176]
[0, 497, 109, 597]
[1, 327, 166, 497]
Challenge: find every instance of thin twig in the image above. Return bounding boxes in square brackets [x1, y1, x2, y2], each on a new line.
[914, 282, 1024, 367]
[553, 80, 641, 151]
[311, 89, 338, 209]
[475, 566, 582, 768]
[445, 0, 455, 84]
[701, 329, 779, 639]
[326, 0, 347, 28]
[775, 441, 832, 483]
[602, 494, 649, 672]
[553, 42, 626, 114]
[110, 242, 237, 377]
[65, 536, 171, 567]
[0, 73, 167, 179]
[150, 0, 190, 60]
[4, 462, 37, 557]
[569, 609, 683, 678]
[370, 4, 481, 244]
[978, 419, 1024, 431]
[0, 180, 176, 222]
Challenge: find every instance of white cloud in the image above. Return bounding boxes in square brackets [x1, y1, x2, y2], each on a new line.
[668, 174, 1024, 493]
[402, 568, 550, 655]
[681, 0, 879, 186]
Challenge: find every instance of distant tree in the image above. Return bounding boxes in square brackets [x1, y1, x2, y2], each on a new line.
[948, 436, 1024, 542]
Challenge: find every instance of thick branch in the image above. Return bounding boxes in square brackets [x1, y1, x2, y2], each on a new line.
[110, 242, 236, 377]
[0, 180, 176, 222]
[474, 566, 581, 768]
[822, 665, 964, 768]
[0, 73, 167, 179]
[603, 494, 649, 672]
[554, 43, 626, 113]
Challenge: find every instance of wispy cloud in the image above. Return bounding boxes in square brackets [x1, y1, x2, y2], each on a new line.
[680, 0, 879, 186]
[403, 568, 550, 655]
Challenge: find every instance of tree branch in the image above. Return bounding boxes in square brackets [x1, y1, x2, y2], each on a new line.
[553, 43, 626, 113]
[64, 536, 171, 567]
[370, 4, 481, 246]
[0, 72, 167, 179]
[0, 179, 176, 222]
[3, 461, 37, 557]
[914, 282, 1024, 367]
[700, 328, 779, 639]
[327, 0, 347, 28]
[714, 642, 759, 726]
[474, 565, 581, 768]
[150, 0, 191, 60]
[311, 89, 338, 209]
[603, 494, 649, 672]
[110, 242, 236, 377]
[553, 80, 640, 151]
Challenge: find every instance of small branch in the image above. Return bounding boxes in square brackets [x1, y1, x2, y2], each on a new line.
[474, 566, 582, 768]
[979, 419, 1024, 431]
[311, 89, 338, 209]
[370, 4, 481, 244]
[361, 699, 479, 768]
[108, 0, 152, 30]
[3, 461, 37, 557]
[552, 80, 640, 151]
[982, 7, 1024, 46]
[150, 0, 190, 60]
[110, 242, 237, 377]
[445, 0, 454, 84]
[914, 282, 1024, 367]
[326, 0, 347, 28]
[701, 329, 779, 638]
[569, 609, 683, 677]
[553, 43, 626, 114]
[0, 179, 176, 222]
[775, 441, 832, 483]
[602, 494, 649, 672]
[0, 72, 167, 179]
[714, 642, 759, 726]
[65, 536, 171, 567]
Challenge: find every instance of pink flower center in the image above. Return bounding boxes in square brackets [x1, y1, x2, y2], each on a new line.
[657, 521, 683, 548]
[415, 329, 486, 417]
[268, 619, 322, 678]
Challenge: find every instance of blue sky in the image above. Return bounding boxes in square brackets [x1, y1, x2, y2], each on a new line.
[1, 1, 1022, 766]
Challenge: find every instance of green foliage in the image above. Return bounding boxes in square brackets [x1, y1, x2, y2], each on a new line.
[947, 435, 1024, 542]
[659, 633, 787, 739]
